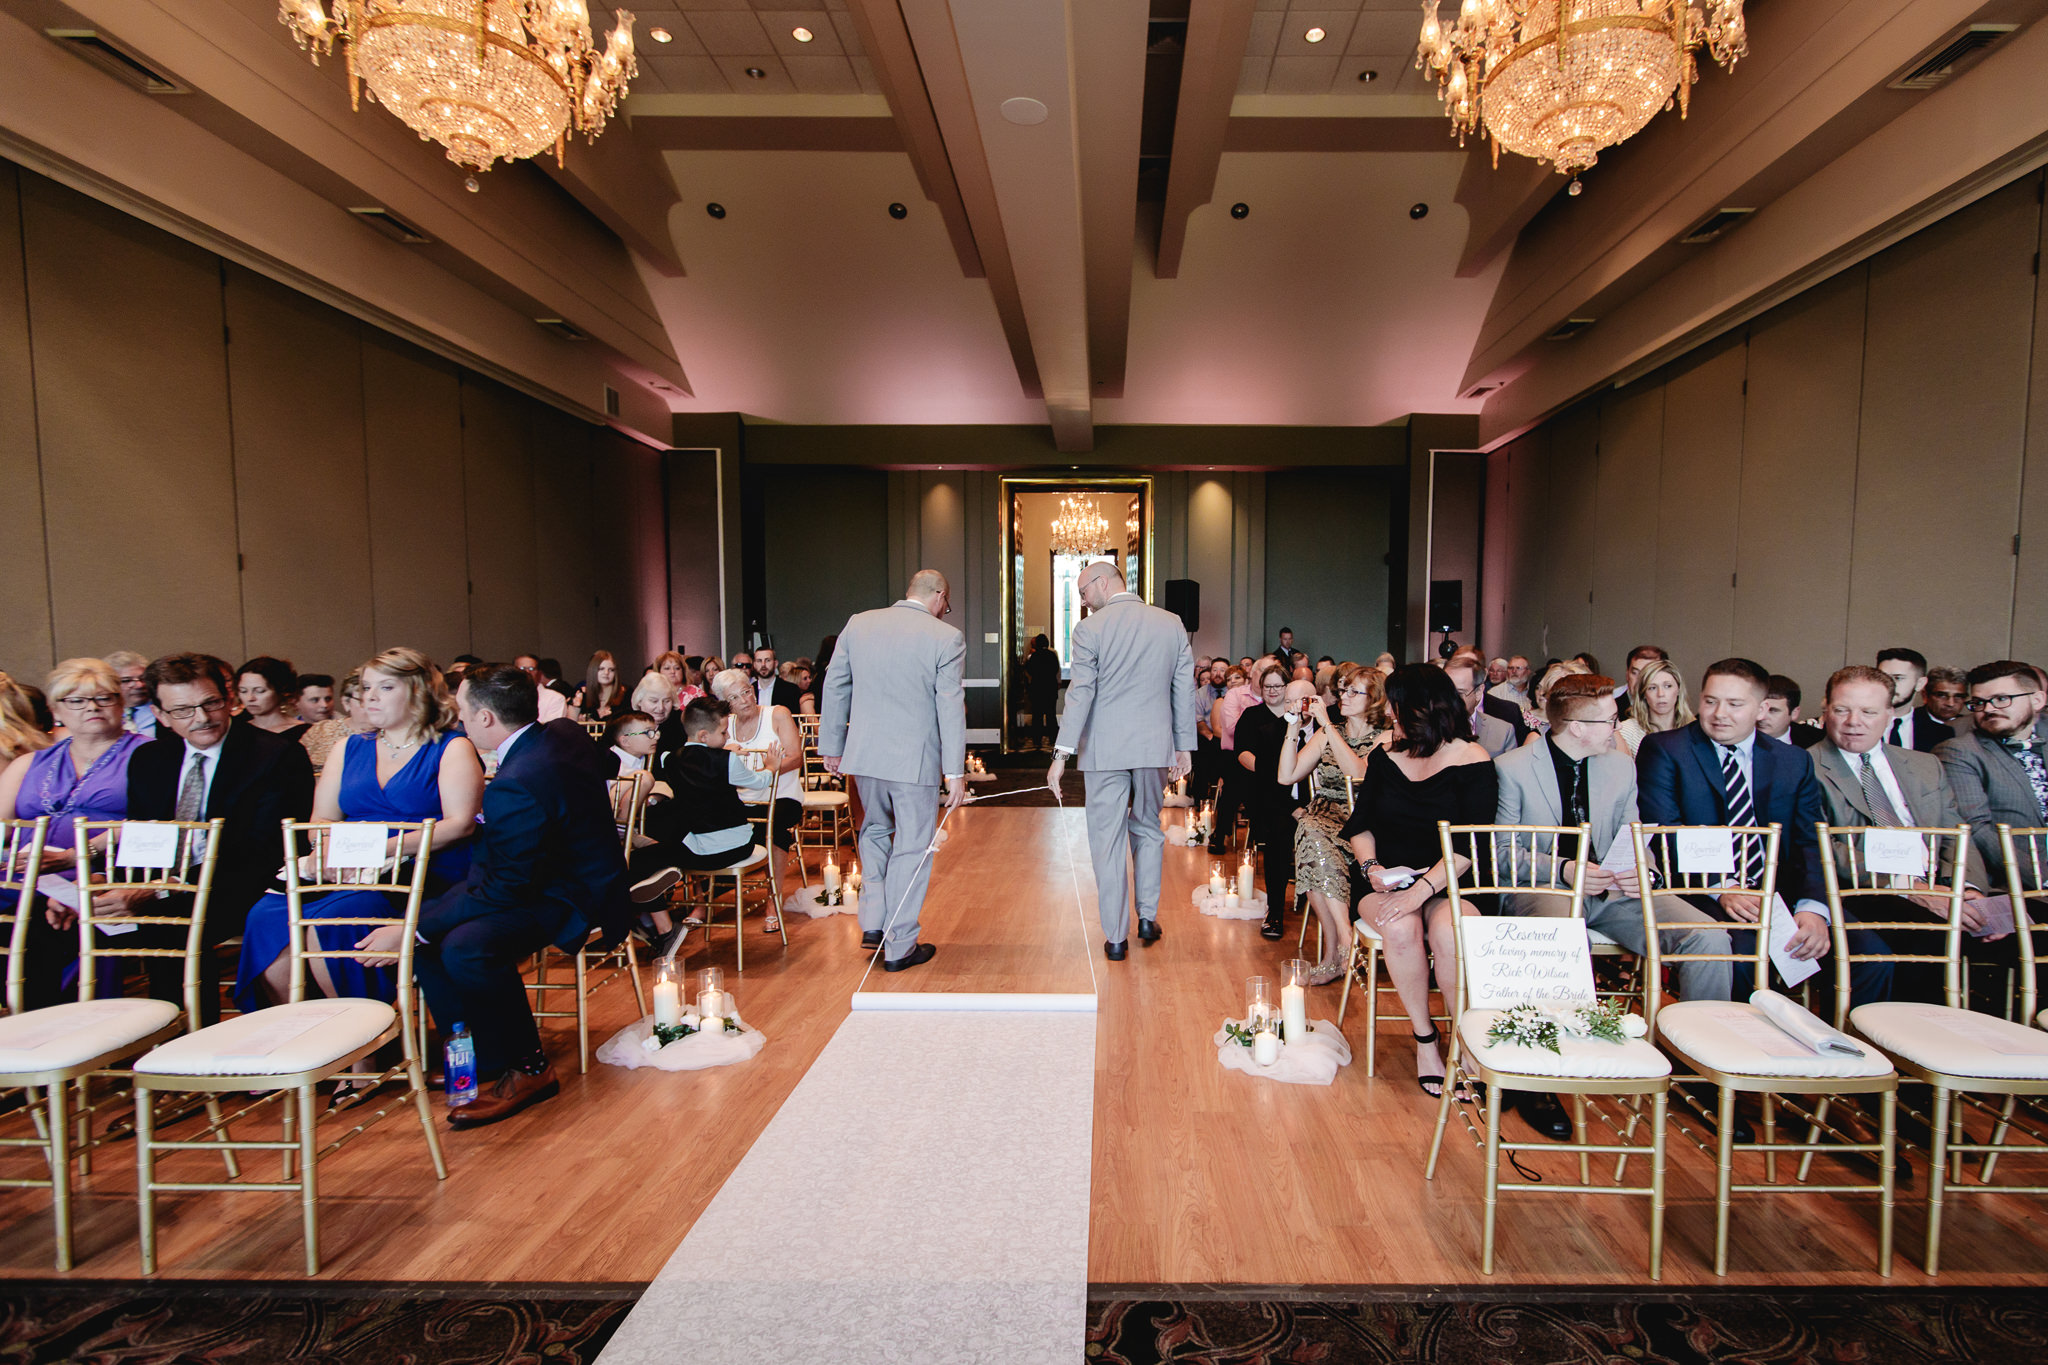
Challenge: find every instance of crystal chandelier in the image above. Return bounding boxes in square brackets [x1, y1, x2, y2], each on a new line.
[1049, 495, 1113, 558]
[280, 0, 637, 175]
[1416, 0, 1747, 185]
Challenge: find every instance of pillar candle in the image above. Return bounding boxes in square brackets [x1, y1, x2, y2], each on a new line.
[1237, 855, 1255, 901]
[1253, 1028, 1279, 1066]
[697, 991, 725, 1025]
[1280, 982, 1308, 1044]
[1223, 889, 1239, 912]
[848, 861, 862, 893]
[653, 979, 682, 1028]
[823, 859, 841, 893]
[1209, 865, 1225, 898]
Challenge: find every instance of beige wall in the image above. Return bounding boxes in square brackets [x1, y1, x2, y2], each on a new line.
[1483, 172, 2048, 694]
[0, 163, 667, 683]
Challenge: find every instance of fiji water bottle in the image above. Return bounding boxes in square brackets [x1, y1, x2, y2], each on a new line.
[445, 1023, 479, 1108]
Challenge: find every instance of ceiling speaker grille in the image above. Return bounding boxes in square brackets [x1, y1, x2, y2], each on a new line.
[44, 29, 187, 93]
[1890, 25, 2017, 90]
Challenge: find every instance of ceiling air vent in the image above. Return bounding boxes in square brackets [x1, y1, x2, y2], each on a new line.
[603, 384, 622, 418]
[44, 29, 188, 93]
[1544, 317, 1596, 342]
[1890, 25, 2017, 90]
[1681, 206, 1754, 244]
[1461, 381, 1500, 399]
[536, 317, 589, 341]
[347, 206, 432, 244]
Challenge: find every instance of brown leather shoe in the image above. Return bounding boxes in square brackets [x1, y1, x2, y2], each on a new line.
[448, 1063, 559, 1129]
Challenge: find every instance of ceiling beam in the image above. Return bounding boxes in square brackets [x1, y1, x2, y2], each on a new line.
[1073, 0, 1148, 399]
[1156, 0, 1255, 279]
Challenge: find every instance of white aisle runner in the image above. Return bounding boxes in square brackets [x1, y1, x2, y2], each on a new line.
[596, 1006, 1097, 1365]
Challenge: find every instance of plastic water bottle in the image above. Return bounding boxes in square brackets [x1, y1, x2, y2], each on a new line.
[445, 1023, 478, 1108]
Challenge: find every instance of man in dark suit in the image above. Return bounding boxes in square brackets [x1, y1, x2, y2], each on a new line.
[1876, 648, 1954, 753]
[1637, 657, 1892, 1006]
[359, 664, 629, 1128]
[1760, 674, 1823, 749]
[747, 646, 805, 715]
[112, 653, 314, 1019]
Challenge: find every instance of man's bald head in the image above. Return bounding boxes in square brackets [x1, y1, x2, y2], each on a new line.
[1077, 560, 1124, 610]
[906, 569, 951, 617]
[1283, 679, 1317, 708]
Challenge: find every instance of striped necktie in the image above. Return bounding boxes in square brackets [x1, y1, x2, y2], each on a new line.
[1719, 743, 1765, 887]
[1857, 752, 1903, 828]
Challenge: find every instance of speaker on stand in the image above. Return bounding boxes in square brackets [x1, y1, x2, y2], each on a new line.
[1429, 579, 1463, 660]
[1163, 579, 1200, 633]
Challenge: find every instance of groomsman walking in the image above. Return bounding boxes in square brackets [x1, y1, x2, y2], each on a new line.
[1047, 562, 1197, 960]
[818, 569, 967, 971]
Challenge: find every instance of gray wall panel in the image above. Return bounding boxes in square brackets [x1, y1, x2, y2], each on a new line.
[1653, 340, 1746, 673]
[459, 379, 540, 660]
[0, 166, 52, 673]
[362, 332, 469, 662]
[763, 467, 889, 662]
[2019, 183, 2048, 665]
[1265, 469, 1394, 663]
[1589, 384, 1664, 675]
[1543, 402, 1599, 658]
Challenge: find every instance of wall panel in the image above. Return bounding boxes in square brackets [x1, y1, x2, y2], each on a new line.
[1542, 402, 1599, 657]
[2018, 179, 2048, 665]
[532, 407, 599, 667]
[1496, 429, 1549, 659]
[763, 467, 889, 662]
[362, 332, 469, 661]
[223, 265, 375, 674]
[1266, 469, 1393, 662]
[1849, 175, 2038, 667]
[1589, 384, 1664, 674]
[1734, 267, 1866, 690]
[22, 174, 242, 663]
[0, 165, 52, 673]
[460, 379, 539, 659]
[1653, 339, 1746, 672]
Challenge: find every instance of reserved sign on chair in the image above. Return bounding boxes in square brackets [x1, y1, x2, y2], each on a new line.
[1459, 917, 1596, 1011]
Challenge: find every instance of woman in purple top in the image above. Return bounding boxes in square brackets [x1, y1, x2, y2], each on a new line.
[0, 658, 148, 1009]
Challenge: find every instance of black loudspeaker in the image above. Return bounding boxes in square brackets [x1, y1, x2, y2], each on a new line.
[1429, 579, 1464, 634]
[1163, 579, 1200, 632]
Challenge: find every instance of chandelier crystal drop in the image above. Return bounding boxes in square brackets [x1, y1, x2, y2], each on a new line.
[1415, 0, 1746, 179]
[1049, 495, 1114, 559]
[280, 0, 638, 174]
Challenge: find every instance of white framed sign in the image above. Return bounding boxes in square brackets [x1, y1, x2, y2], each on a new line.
[325, 823, 391, 871]
[1458, 917, 1596, 1011]
[115, 822, 180, 869]
[1675, 827, 1736, 877]
[1862, 829, 1927, 879]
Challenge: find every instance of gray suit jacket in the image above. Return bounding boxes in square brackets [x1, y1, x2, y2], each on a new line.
[817, 600, 966, 787]
[1054, 592, 1197, 771]
[1492, 740, 1635, 903]
[1938, 728, 2048, 890]
[1473, 710, 1515, 758]
[1811, 740, 1983, 888]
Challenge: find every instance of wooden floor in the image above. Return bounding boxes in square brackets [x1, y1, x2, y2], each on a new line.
[0, 803, 2045, 1286]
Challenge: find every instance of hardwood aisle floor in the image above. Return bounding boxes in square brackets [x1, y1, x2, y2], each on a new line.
[0, 805, 2042, 1286]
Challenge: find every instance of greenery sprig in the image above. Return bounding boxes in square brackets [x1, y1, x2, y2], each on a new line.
[651, 1016, 744, 1047]
[1484, 1001, 1646, 1054]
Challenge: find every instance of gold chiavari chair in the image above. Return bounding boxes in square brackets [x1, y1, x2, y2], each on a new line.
[525, 772, 652, 1075]
[1832, 824, 2048, 1273]
[0, 817, 226, 1269]
[1630, 821, 1898, 1276]
[132, 818, 447, 1276]
[1424, 821, 1673, 1277]
[579, 719, 608, 740]
[795, 715, 849, 865]
[0, 817, 48, 1015]
[684, 797, 782, 973]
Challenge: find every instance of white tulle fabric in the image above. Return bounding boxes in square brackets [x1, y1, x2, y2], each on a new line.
[598, 1013, 767, 1071]
[784, 886, 859, 920]
[1191, 888, 1267, 920]
[1214, 1018, 1352, 1086]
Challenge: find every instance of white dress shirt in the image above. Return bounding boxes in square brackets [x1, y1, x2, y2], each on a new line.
[1886, 711, 1917, 750]
[755, 675, 777, 708]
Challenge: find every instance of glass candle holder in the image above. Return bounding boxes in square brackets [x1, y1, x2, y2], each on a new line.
[1244, 975, 1272, 1028]
[1279, 959, 1311, 1044]
[652, 957, 683, 1028]
[697, 965, 725, 1022]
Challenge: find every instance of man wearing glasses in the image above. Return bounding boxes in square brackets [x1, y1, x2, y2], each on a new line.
[1938, 661, 2048, 891]
[116, 653, 314, 1018]
[105, 650, 156, 737]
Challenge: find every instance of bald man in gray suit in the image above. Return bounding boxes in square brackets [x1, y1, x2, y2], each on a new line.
[819, 569, 968, 971]
[1046, 562, 1198, 958]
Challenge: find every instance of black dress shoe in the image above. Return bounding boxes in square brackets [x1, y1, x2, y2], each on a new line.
[1137, 919, 1161, 943]
[1260, 910, 1284, 941]
[860, 930, 883, 949]
[1206, 841, 1227, 856]
[882, 942, 937, 972]
[1514, 1091, 1574, 1141]
[1104, 939, 1128, 960]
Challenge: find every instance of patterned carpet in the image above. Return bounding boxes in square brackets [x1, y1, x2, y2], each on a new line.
[0, 1281, 636, 1363]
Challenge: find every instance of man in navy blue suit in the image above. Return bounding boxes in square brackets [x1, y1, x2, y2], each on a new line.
[1637, 657, 1892, 1006]
[358, 663, 629, 1128]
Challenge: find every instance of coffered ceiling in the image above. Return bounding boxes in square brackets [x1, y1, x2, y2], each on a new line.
[2, 0, 2045, 452]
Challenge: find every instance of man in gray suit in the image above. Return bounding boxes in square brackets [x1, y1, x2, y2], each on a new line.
[1448, 658, 1515, 757]
[1939, 660, 2048, 893]
[818, 569, 967, 972]
[1493, 673, 1732, 1003]
[1045, 562, 1196, 959]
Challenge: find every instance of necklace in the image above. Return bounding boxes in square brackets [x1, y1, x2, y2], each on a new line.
[380, 732, 421, 753]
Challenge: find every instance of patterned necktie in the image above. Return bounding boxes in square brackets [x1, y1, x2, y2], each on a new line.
[176, 754, 208, 864]
[1857, 752, 1903, 828]
[1719, 743, 1765, 887]
[2007, 738, 2048, 822]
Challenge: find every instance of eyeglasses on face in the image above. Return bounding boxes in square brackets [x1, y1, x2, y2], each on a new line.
[621, 728, 657, 740]
[57, 694, 121, 711]
[1568, 715, 1621, 729]
[1341, 687, 1374, 698]
[1967, 692, 2036, 712]
[160, 697, 229, 721]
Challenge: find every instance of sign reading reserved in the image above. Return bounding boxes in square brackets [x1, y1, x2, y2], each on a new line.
[1459, 917, 1597, 1011]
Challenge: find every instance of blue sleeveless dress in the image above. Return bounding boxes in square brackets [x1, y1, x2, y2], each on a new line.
[233, 731, 473, 1012]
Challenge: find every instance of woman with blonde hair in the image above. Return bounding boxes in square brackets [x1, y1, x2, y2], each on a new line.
[1617, 657, 1692, 757]
[0, 673, 50, 763]
[573, 650, 628, 721]
[1520, 659, 1592, 745]
[1, 659, 147, 1007]
[234, 647, 483, 1044]
[651, 650, 703, 706]
[1279, 664, 1389, 982]
[632, 670, 683, 757]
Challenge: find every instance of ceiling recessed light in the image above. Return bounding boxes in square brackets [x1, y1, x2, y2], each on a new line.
[647, 26, 671, 42]
[744, 66, 766, 79]
[791, 26, 814, 42]
[1357, 68, 1378, 82]
[1304, 26, 1325, 42]
[1229, 202, 1249, 219]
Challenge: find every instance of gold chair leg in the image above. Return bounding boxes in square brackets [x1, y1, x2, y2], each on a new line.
[1763, 1092, 1778, 1184]
[47, 1081, 72, 1272]
[1336, 939, 1356, 1025]
[1797, 1095, 1831, 1185]
[626, 939, 648, 1016]
[1423, 1047, 1457, 1180]
[1481, 1080, 1504, 1275]
[575, 953, 591, 1075]
[735, 877, 745, 974]
[1877, 1086, 1896, 1276]
[1649, 1089, 1669, 1279]
[297, 1084, 320, 1276]
[408, 1051, 448, 1181]
[74, 1074, 90, 1179]
[1926, 1085, 1951, 1275]
[1365, 944, 1379, 1078]
[1574, 1094, 1589, 1186]
[1713, 1085, 1735, 1276]
[282, 1090, 296, 1181]
[136, 1086, 158, 1276]
[1981, 1093, 2018, 1183]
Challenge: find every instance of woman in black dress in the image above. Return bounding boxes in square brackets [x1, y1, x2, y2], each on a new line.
[1340, 664, 1499, 1099]
[1231, 664, 1305, 939]
[1022, 633, 1062, 750]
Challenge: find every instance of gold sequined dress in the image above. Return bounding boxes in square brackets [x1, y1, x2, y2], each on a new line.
[1292, 724, 1382, 903]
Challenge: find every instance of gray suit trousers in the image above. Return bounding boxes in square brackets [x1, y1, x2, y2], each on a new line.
[854, 775, 940, 960]
[1083, 768, 1166, 943]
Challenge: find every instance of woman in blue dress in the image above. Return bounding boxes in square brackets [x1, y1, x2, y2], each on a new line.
[234, 647, 482, 1014]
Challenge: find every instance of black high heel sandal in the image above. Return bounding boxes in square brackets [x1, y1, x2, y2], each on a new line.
[1413, 1027, 1447, 1099]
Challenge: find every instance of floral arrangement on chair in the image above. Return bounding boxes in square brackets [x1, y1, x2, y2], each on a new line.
[1485, 1001, 1648, 1054]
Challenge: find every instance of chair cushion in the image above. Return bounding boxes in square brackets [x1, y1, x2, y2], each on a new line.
[1459, 1010, 1671, 1080]
[0, 999, 182, 1073]
[137, 999, 395, 1077]
[1851, 1002, 2048, 1081]
[1353, 918, 1382, 944]
[1586, 927, 1624, 949]
[801, 790, 848, 808]
[1655, 999, 1893, 1079]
